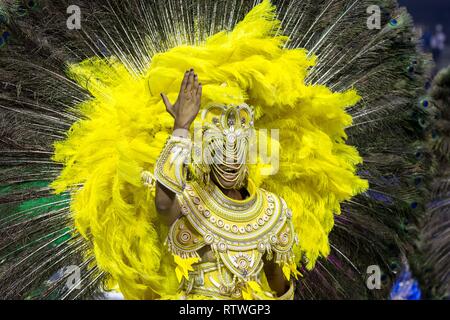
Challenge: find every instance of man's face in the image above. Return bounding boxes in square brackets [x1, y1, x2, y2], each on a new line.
[198, 104, 254, 189]
[201, 127, 248, 189]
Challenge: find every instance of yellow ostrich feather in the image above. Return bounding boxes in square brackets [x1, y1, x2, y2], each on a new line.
[51, 0, 368, 299]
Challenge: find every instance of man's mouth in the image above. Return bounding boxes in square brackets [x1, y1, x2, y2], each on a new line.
[223, 167, 238, 174]
[214, 163, 242, 181]
[219, 164, 241, 174]
[223, 172, 238, 180]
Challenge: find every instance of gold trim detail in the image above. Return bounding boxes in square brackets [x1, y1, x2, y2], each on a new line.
[166, 179, 297, 299]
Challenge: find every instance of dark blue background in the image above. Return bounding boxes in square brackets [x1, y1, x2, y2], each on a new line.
[399, 0, 450, 32]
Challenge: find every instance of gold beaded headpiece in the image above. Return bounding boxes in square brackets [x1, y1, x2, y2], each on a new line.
[193, 103, 255, 189]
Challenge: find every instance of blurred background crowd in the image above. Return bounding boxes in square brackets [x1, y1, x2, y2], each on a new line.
[399, 0, 449, 74]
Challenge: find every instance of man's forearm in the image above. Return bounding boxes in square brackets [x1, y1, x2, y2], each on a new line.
[264, 259, 290, 296]
[155, 181, 181, 226]
[153, 128, 192, 225]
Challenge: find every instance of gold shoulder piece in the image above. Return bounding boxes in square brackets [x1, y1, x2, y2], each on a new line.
[154, 136, 192, 194]
[167, 216, 206, 259]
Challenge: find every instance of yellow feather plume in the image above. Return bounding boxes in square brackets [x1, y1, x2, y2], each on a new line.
[51, 0, 368, 299]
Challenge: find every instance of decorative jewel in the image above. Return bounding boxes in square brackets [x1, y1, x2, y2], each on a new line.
[193, 197, 201, 205]
[257, 218, 264, 226]
[269, 234, 278, 244]
[181, 206, 190, 216]
[245, 224, 252, 232]
[257, 242, 266, 253]
[266, 208, 273, 216]
[239, 227, 246, 234]
[204, 234, 214, 244]
[219, 285, 228, 294]
[218, 242, 228, 252]
[235, 254, 251, 270]
[217, 219, 224, 228]
[232, 225, 239, 233]
[279, 232, 289, 245]
[178, 231, 192, 243]
[232, 288, 241, 298]
[227, 133, 236, 143]
[203, 210, 211, 218]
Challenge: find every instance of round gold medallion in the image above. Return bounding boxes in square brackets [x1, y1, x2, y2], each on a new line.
[257, 242, 266, 253]
[181, 206, 190, 215]
[218, 242, 228, 252]
[270, 234, 278, 244]
[279, 232, 289, 245]
[178, 230, 192, 243]
[204, 234, 214, 244]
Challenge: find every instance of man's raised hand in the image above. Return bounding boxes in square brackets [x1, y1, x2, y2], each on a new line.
[160, 69, 202, 130]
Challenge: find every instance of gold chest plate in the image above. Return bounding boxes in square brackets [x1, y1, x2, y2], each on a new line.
[167, 180, 296, 281]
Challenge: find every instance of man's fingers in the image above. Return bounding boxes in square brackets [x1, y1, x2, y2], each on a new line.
[186, 69, 195, 93]
[160, 93, 171, 108]
[193, 73, 199, 90]
[179, 71, 189, 95]
[196, 84, 202, 102]
[161, 93, 175, 117]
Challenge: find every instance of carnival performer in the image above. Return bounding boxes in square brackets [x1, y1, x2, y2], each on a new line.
[154, 69, 295, 299]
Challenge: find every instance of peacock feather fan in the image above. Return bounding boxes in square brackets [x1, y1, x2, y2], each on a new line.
[0, 0, 433, 299]
[415, 66, 450, 299]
